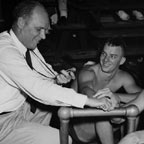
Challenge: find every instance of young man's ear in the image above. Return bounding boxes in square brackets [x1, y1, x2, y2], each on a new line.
[120, 57, 126, 65]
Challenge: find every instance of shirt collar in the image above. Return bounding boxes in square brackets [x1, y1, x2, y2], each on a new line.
[9, 29, 27, 56]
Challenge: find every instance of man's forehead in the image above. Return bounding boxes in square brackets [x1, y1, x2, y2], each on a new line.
[31, 6, 50, 28]
[104, 44, 122, 54]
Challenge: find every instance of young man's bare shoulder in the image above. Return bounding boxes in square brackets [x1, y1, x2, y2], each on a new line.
[79, 65, 96, 80]
[80, 66, 94, 75]
[117, 69, 133, 81]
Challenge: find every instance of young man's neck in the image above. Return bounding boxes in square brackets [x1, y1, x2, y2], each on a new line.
[99, 66, 119, 82]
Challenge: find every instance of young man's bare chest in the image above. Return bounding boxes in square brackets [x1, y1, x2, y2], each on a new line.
[90, 67, 122, 93]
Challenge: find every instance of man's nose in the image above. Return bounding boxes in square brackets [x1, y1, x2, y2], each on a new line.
[40, 29, 46, 39]
[104, 56, 110, 62]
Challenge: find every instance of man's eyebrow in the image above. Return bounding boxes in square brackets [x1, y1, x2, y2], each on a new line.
[101, 51, 106, 54]
[36, 26, 49, 30]
[111, 54, 118, 57]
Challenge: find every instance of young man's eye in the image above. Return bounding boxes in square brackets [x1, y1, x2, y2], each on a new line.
[111, 55, 117, 59]
[101, 52, 106, 57]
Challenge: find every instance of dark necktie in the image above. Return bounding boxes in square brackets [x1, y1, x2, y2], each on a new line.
[26, 49, 33, 70]
[25, 49, 36, 113]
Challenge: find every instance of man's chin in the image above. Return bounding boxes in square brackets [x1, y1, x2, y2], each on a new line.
[101, 67, 111, 73]
[31, 43, 38, 50]
[31, 46, 36, 50]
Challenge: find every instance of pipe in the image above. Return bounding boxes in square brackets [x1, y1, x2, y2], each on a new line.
[58, 105, 139, 144]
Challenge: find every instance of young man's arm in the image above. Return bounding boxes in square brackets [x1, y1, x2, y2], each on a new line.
[78, 69, 119, 110]
[78, 69, 96, 97]
[124, 90, 144, 112]
[116, 71, 142, 103]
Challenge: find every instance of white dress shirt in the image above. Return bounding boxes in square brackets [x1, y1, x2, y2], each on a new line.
[0, 29, 87, 113]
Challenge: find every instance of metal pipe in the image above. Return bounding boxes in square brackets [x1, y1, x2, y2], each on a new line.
[58, 105, 139, 144]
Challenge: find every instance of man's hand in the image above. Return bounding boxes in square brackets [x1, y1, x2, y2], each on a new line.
[97, 97, 113, 111]
[85, 97, 112, 111]
[56, 67, 76, 84]
[93, 88, 120, 110]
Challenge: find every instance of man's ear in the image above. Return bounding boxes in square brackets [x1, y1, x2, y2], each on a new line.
[120, 56, 126, 65]
[17, 17, 25, 29]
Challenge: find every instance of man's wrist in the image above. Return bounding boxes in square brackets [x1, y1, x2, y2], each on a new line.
[85, 97, 90, 106]
[116, 94, 121, 106]
[85, 97, 99, 107]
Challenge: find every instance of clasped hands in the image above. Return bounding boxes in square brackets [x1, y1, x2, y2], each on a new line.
[93, 88, 120, 111]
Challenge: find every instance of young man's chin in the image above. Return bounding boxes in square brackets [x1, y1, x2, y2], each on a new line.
[101, 67, 112, 73]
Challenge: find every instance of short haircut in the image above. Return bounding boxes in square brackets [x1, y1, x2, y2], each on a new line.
[104, 36, 126, 56]
[12, 0, 45, 24]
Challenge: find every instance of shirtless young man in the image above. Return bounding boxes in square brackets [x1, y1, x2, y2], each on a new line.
[70, 37, 142, 144]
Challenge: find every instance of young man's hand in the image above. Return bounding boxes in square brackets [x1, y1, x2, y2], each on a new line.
[85, 97, 112, 111]
[93, 88, 120, 110]
[96, 97, 112, 111]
